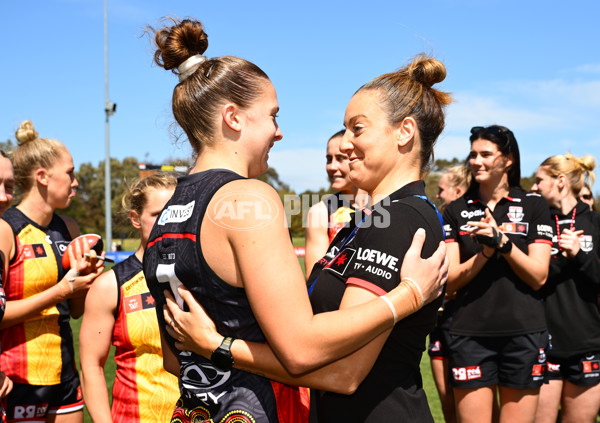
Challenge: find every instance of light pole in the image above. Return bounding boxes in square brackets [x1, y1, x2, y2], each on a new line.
[104, 0, 116, 251]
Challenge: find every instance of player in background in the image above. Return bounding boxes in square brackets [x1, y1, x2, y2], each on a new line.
[0, 120, 103, 423]
[79, 174, 179, 422]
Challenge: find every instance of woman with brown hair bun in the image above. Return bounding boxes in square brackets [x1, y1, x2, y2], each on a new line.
[144, 16, 449, 423]
[0, 120, 104, 423]
[531, 153, 600, 423]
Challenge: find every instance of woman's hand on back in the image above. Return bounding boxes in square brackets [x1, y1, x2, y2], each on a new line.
[400, 228, 448, 305]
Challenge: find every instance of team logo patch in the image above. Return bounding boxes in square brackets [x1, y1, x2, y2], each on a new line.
[499, 222, 528, 235]
[21, 243, 47, 260]
[538, 348, 546, 363]
[507, 206, 524, 222]
[124, 292, 156, 313]
[324, 248, 355, 275]
[579, 235, 593, 253]
[452, 366, 482, 381]
[158, 201, 195, 225]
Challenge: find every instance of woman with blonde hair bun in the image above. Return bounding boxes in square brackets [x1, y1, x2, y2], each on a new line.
[531, 153, 600, 423]
[143, 16, 448, 423]
[0, 120, 104, 423]
[79, 173, 179, 422]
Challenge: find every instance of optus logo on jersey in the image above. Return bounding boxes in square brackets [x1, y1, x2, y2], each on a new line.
[460, 209, 485, 219]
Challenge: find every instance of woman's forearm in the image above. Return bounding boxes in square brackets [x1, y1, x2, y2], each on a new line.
[80, 364, 112, 421]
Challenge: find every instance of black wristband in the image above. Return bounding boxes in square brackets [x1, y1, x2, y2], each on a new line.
[498, 239, 513, 254]
[474, 227, 503, 247]
[481, 249, 494, 259]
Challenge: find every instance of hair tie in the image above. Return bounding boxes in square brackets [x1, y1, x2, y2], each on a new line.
[178, 54, 207, 82]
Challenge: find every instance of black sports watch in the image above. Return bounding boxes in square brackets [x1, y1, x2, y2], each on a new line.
[498, 239, 513, 254]
[211, 337, 235, 371]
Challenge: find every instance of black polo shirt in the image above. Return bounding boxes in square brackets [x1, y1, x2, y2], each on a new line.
[308, 180, 443, 422]
[443, 187, 553, 337]
[542, 201, 600, 359]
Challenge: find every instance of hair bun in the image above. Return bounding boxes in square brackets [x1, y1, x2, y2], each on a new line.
[407, 54, 447, 89]
[151, 17, 209, 73]
[15, 120, 39, 145]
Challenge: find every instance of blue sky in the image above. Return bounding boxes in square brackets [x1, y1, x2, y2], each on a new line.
[2, 0, 599, 193]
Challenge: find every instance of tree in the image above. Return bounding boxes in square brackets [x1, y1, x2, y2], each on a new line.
[62, 157, 140, 238]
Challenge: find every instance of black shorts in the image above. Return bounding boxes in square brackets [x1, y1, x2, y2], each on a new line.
[4, 374, 83, 423]
[546, 352, 600, 386]
[428, 326, 450, 359]
[448, 332, 548, 389]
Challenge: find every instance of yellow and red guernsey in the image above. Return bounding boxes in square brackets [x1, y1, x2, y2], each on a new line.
[111, 254, 179, 422]
[0, 208, 75, 385]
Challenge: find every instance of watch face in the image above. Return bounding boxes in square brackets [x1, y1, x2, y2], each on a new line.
[212, 349, 234, 371]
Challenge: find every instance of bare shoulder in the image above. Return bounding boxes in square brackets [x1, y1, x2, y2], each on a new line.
[85, 269, 118, 312]
[307, 201, 327, 221]
[57, 214, 80, 238]
[206, 178, 285, 231]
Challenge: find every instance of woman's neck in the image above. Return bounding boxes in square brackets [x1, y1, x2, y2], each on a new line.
[17, 193, 54, 227]
[369, 166, 420, 204]
[556, 194, 578, 216]
[478, 177, 510, 210]
[134, 245, 144, 261]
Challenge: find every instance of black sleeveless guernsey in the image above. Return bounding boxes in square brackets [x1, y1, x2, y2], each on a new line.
[144, 169, 308, 423]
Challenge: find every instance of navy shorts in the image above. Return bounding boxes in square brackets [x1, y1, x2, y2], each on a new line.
[5, 374, 83, 423]
[448, 332, 548, 389]
[546, 352, 600, 386]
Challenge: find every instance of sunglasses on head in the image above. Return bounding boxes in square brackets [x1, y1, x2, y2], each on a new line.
[470, 126, 512, 151]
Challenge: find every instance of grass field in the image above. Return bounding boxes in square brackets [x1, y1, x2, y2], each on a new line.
[70, 237, 442, 422]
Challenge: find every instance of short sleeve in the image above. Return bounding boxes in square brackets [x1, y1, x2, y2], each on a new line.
[337, 201, 441, 295]
[525, 194, 553, 245]
[442, 202, 459, 243]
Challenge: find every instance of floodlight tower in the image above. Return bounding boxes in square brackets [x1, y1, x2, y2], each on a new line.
[104, 0, 116, 251]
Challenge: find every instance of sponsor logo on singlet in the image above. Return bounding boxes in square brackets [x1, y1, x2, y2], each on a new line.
[158, 201, 195, 225]
[452, 366, 482, 381]
[22, 243, 47, 259]
[324, 248, 355, 275]
[55, 240, 69, 256]
[580, 235, 593, 252]
[124, 292, 156, 314]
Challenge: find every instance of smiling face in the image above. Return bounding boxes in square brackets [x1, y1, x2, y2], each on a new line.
[341, 90, 401, 195]
[0, 156, 14, 216]
[241, 80, 282, 178]
[45, 149, 78, 209]
[326, 135, 353, 193]
[468, 139, 512, 187]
